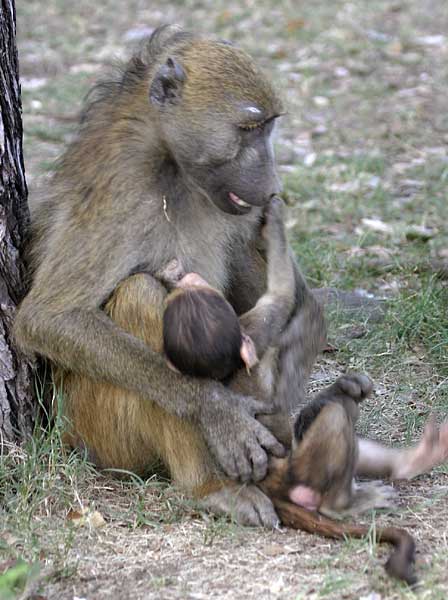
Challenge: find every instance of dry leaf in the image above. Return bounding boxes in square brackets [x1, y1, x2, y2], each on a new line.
[286, 18, 305, 33]
[67, 507, 105, 528]
[328, 180, 360, 193]
[415, 34, 445, 47]
[262, 543, 285, 557]
[66, 508, 86, 523]
[304, 152, 317, 167]
[313, 95, 329, 107]
[1, 532, 18, 546]
[88, 510, 106, 529]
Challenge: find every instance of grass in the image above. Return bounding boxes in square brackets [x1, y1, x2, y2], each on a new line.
[0, 405, 195, 597]
[0, 401, 91, 593]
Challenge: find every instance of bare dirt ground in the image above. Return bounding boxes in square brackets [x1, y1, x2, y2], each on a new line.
[2, 0, 447, 598]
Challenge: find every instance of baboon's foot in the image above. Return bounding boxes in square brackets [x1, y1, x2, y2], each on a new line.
[392, 416, 448, 479]
[200, 483, 279, 528]
[334, 373, 373, 402]
[319, 481, 396, 520]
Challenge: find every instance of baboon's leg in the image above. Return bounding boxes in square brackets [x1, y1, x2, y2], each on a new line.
[291, 402, 355, 509]
[357, 417, 448, 479]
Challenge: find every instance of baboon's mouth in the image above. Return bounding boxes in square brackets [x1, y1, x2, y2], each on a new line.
[228, 192, 252, 213]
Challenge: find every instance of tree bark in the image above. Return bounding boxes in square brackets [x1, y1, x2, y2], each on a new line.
[0, 0, 35, 442]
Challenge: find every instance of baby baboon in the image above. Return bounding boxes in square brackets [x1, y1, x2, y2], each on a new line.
[289, 373, 372, 516]
[160, 196, 297, 383]
[162, 274, 258, 380]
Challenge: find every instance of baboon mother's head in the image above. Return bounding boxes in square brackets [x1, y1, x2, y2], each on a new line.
[149, 26, 284, 215]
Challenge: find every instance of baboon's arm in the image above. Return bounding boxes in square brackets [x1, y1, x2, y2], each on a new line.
[230, 237, 326, 413]
[238, 198, 296, 356]
[15, 257, 284, 481]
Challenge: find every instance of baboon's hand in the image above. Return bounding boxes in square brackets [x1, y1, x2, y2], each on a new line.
[261, 196, 286, 241]
[265, 195, 285, 222]
[199, 391, 286, 483]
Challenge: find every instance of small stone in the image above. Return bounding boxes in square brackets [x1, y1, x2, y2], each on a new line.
[313, 96, 329, 107]
[405, 225, 435, 241]
[304, 152, 317, 167]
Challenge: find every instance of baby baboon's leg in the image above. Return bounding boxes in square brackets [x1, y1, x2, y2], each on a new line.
[357, 416, 448, 479]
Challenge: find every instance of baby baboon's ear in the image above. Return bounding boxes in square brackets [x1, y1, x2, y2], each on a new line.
[150, 57, 186, 106]
[240, 333, 258, 372]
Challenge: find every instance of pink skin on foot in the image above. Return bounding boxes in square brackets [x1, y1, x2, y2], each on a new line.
[288, 485, 322, 511]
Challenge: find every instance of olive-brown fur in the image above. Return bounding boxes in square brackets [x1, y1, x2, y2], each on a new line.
[14, 28, 324, 525]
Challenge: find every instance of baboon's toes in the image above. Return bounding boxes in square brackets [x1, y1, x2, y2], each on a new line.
[201, 484, 280, 529]
[423, 417, 448, 464]
[337, 373, 373, 401]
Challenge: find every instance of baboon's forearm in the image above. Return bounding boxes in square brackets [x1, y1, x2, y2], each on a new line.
[15, 304, 216, 418]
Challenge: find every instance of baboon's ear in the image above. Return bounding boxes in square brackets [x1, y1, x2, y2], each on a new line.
[150, 57, 186, 106]
[240, 333, 258, 372]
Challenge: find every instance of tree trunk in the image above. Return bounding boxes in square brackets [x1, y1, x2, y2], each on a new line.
[0, 0, 35, 442]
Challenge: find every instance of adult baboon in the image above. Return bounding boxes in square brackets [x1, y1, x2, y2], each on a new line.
[14, 26, 448, 528]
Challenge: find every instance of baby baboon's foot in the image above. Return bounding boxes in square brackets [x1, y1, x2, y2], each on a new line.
[320, 481, 397, 519]
[392, 416, 448, 479]
[352, 480, 397, 511]
[334, 373, 373, 403]
[200, 483, 279, 528]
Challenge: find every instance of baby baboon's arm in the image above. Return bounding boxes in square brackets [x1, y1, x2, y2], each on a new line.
[239, 197, 295, 356]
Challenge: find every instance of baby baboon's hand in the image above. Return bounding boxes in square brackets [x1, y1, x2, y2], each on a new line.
[199, 391, 286, 483]
[265, 195, 285, 222]
[260, 196, 284, 240]
[155, 258, 185, 287]
[262, 196, 284, 236]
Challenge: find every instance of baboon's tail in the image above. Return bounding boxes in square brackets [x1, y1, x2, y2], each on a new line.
[274, 498, 416, 585]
